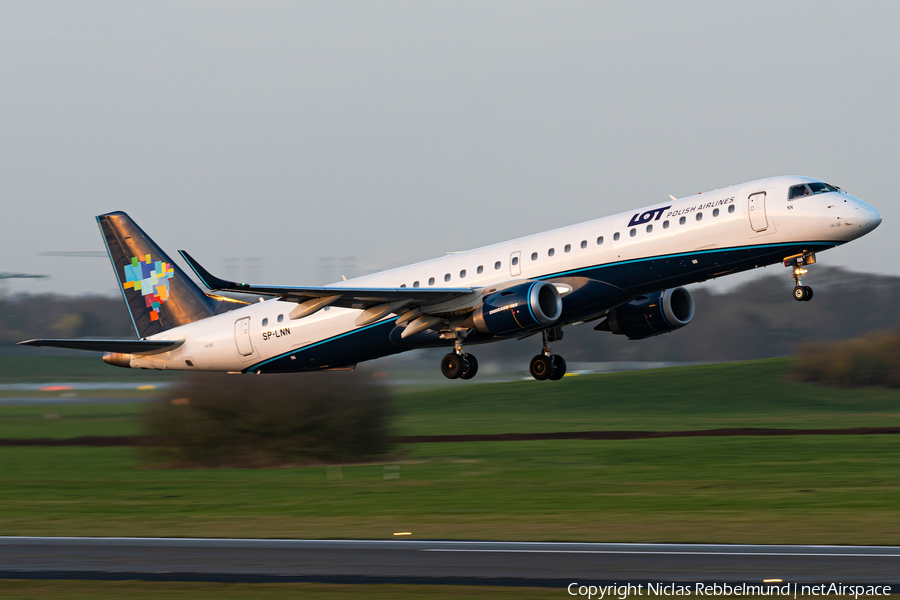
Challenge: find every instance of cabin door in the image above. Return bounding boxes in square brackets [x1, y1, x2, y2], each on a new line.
[234, 317, 254, 356]
[509, 251, 521, 276]
[748, 192, 768, 231]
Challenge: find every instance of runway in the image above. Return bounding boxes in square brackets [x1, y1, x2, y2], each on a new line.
[0, 537, 898, 587]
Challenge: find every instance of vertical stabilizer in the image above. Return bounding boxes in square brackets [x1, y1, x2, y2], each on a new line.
[97, 211, 219, 338]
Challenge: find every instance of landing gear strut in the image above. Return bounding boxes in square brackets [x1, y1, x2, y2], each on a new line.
[785, 252, 815, 302]
[441, 338, 478, 380]
[530, 328, 567, 381]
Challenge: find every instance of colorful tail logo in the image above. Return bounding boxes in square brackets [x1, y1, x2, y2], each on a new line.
[122, 255, 174, 321]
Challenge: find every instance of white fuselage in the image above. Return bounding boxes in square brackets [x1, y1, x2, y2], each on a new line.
[130, 176, 881, 372]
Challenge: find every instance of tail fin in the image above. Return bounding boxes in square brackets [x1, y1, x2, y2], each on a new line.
[97, 211, 220, 338]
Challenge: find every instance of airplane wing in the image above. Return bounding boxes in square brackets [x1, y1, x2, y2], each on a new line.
[17, 339, 184, 355]
[178, 250, 476, 312]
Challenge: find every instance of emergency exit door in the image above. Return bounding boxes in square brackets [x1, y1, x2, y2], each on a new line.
[510, 251, 521, 276]
[234, 317, 254, 356]
[748, 192, 768, 231]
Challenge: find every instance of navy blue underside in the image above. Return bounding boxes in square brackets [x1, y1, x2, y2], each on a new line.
[247, 241, 836, 373]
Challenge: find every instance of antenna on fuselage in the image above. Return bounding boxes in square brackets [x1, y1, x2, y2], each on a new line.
[669, 195, 677, 201]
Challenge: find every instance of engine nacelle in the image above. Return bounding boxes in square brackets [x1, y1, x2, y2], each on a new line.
[472, 281, 563, 336]
[601, 287, 694, 340]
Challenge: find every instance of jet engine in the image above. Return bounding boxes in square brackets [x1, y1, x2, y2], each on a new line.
[472, 281, 563, 336]
[597, 287, 694, 340]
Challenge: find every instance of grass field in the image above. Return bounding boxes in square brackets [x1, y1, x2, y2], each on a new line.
[0, 358, 898, 544]
[0, 582, 865, 600]
[1, 435, 898, 544]
[0, 581, 555, 600]
[1, 357, 898, 596]
[394, 358, 900, 434]
[2, 358, 899, 439]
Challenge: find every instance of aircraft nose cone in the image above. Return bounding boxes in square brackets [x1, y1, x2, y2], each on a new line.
[871, 208, 883, 229]
[862, 204, 882, 233]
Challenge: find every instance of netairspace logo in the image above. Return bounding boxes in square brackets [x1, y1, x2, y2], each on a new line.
[567, 583, 893, 599]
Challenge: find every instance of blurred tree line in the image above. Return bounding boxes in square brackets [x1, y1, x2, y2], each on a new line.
[794, 332, 900, 388]
[2, 266, 898, 363]
[0, 295, 133, 346]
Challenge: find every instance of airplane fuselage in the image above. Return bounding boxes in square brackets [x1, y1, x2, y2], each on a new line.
[120, 175, 880, 373]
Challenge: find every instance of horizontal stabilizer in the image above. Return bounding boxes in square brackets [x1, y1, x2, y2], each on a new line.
[178, 250, 475, 311]
[17, 339, 184, 355]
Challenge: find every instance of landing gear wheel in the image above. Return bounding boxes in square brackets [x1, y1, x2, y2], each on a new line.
[548, 355, 567, 380]
[441, 353, 464, 379]
[530, 355, 552, 380]
[793, 286, 813, 302]
[460, 354, 479, 380]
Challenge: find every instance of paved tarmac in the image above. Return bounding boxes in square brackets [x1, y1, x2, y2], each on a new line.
[0, 538, 897, 586]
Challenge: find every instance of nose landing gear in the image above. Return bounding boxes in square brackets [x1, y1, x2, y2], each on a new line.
[529, 328, 567, 381]
[784, 252, 816, 302]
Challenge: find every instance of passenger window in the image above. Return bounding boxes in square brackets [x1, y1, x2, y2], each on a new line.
[428, 277, 435, 286]
[400, 284, 407, 288]
[460, 269, 466, 278]
[477, 265, 484, 274]
[444, 273, 451, 282]
[789, 184, 811, 200]
[511, 257, 518, 266]
[646, 225, 653, 233]
[494, 261, 501, 270]
[277, 314, 284, 323]
[531, 252, 538, 261]
[696, 212, 703, 221]
[580, 240, 587, 249]
[713, 208, 719, 217]
[728, 205, 735, 213]
[564, 244, 571, 253]
[597, 236, 604, 245]
[629, 228, 636, 237]
[413, 281, 420, 288]
[548, 248, 555, 257]
[679, 217, 686, 225]
[262, 318, 268, 326]
[613, 232, 620, 241]
[663, 220, 669, 228]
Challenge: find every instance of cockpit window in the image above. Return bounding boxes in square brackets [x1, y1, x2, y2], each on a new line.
[789, 184, 811, 199]
[808, 182, 839, 194]
[790, 182, 839, 200]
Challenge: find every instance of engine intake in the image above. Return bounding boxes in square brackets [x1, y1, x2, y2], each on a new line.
[599, 287, 694, 340]
[472, 281, 562, 336]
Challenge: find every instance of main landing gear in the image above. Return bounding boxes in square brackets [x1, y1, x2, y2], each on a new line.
[784, 252, 816, 302]
[441, 339, 478, 380]
[529, 328, 567, 381]
[440, 328, 568, 381]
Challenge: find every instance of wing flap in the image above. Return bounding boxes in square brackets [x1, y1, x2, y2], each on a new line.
[17, 339, 184, 355]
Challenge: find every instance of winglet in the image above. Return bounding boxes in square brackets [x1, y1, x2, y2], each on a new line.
[178, 250, 248, 291]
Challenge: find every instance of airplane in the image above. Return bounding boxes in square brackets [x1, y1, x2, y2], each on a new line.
[20, 176, 881, 380]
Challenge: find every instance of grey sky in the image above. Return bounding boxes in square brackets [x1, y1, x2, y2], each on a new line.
[2, 1, 898, 296]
